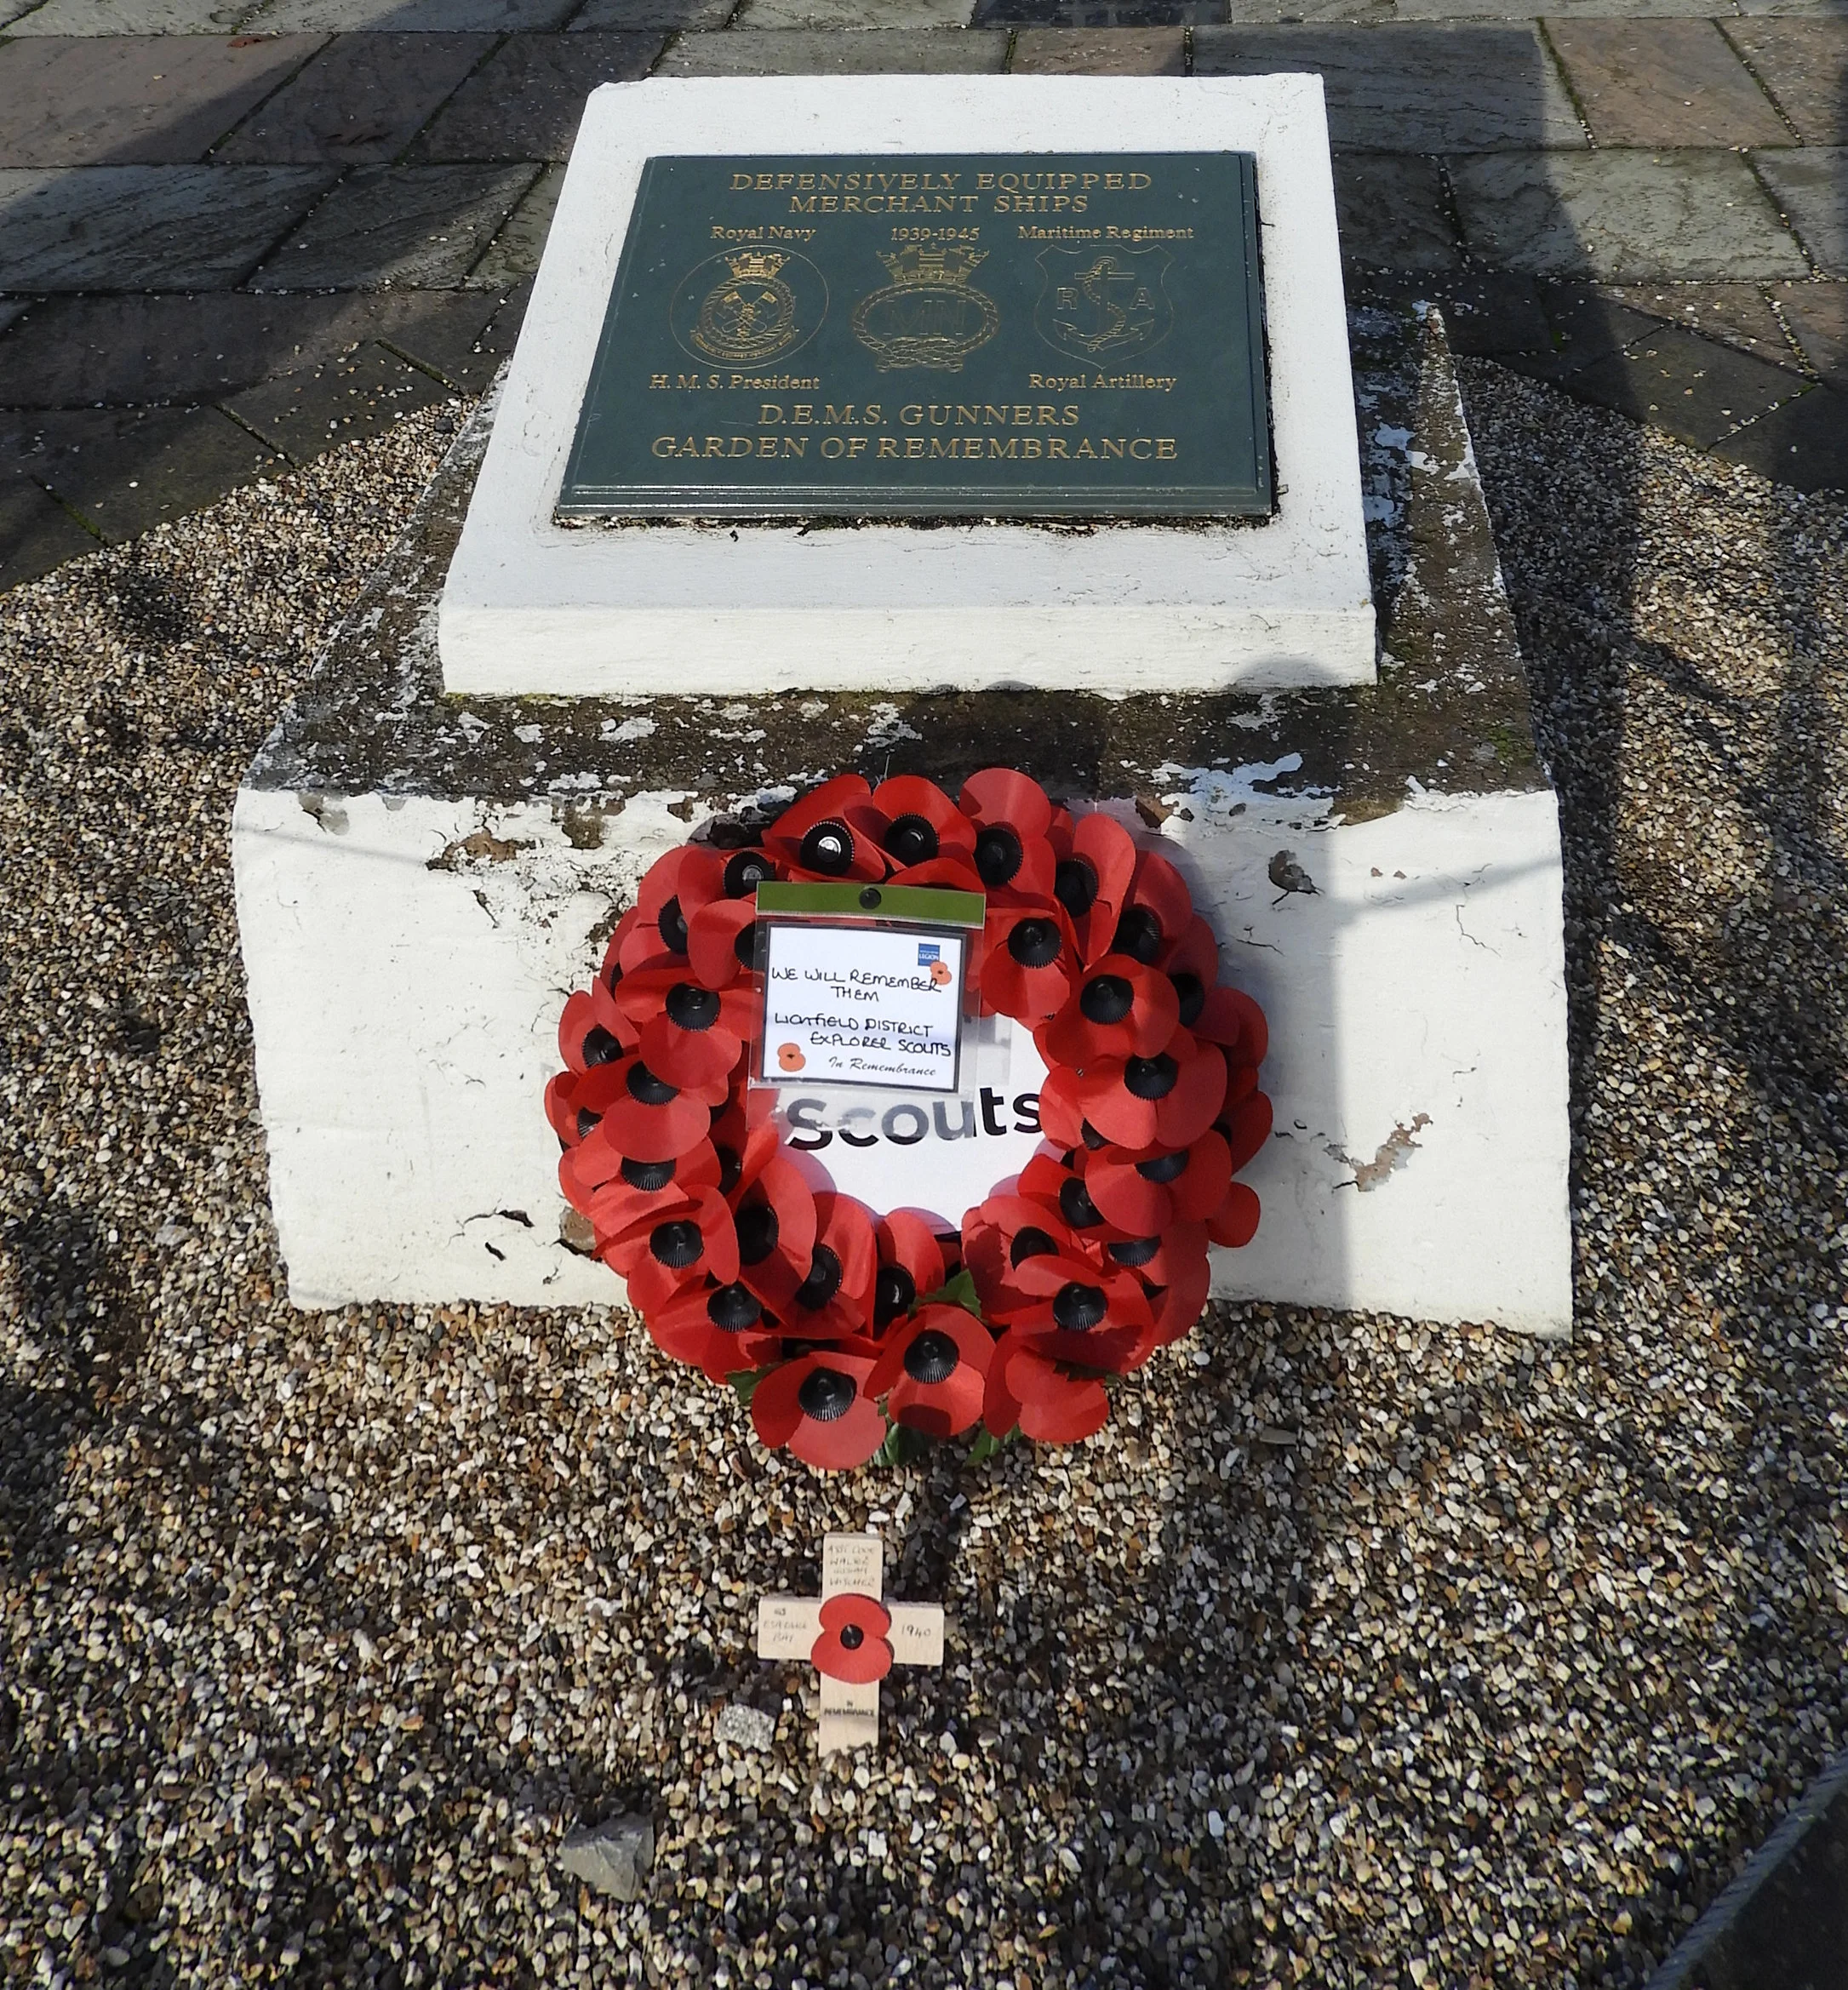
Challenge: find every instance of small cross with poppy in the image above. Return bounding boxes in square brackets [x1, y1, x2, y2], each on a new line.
[755, 1532, 945, 1754]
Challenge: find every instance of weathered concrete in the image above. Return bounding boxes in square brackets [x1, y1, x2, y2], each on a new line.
[654, 22, 1006, 64]
[412, 31, 664, 161]
[214, 31, 495, 164]
[1722, 17, 1848, 141]
[0, 33, 323, 168]
[1753, 149, 1848, 274]
[1450, 149, 1811, 278]
[732, 0, 974, 25]
[1192, 25, 1586, 150]
[0, 163, 335, 289]
[249, 163, 539, 289]
[1546, 18, 1795, 147]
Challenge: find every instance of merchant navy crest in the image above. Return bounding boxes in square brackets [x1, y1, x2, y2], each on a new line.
[851, 244, 1000, 373]
[669, 246, 827, 367]
[1033, 247, 1174, 362]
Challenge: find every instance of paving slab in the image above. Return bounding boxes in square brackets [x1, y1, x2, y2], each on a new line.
[412, 33, 661, 163]
[0, 478, 100, 592]
[1754, 149, 1848, 274]
[1450, 149, 1810, 279]
[1719, 380, 1845, 493]
[0, 163, 333, 289]
[1222, 0, 1391, 20]
[1545, 19, 1795, 149]
[733, 0, 971, 22]
[1192, 26, 1587, 151]
[2, 403, 284, 540]
[1008, 23, 1185, 64]
[569, 0, 736, 28]
[1400, 0, 1714, 14]
[214, 32, 493, 164]
[1721, 19, 1848, 140]
[239, 0, 577, 27]
[464, 160, 559, 286]
[1773, 278, 1848, 384]
[1332, 152, 1462, 269]
[224, 340, 449, 457]
[655, 25, 1007, 66]
[0, 287, 510, 406]
[0, 34, 324, 168]
[1736, 0, 1848, 14]
[1421, 270, 1552, 352]
[1563, 322, 1804, 444]
[249, 162, 537, 288]
[975, 0, 1226, 20]
[2, 0, 258, 30]
[383, 275, 528, 388]
[1604, 280, 1800, 366]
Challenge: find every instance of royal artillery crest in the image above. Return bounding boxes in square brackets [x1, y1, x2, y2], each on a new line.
[851, 243, 1000, 373]
[1033, 246, 1174, 362]
[669, 245, 827, 366]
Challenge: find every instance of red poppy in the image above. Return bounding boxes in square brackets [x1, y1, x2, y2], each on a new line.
[1016, 1151, 1119, 1245]
[1074, 1029, 1227, 1151]
[649, 1277, 785, 1382]
[633, 845, 727, 964]
[565, 1134, 718, 1221]
[872, 1211, 950, 1335]
[614, 967, 755, 1091]
[958, 768, 1057, 902]
[687, 896, 763, 991]
[962, 1187, 1100, 1320]
[781, 1192, 877, 1341]
[980, 898, 1078, 1023]
[1049, 810, 1138, 965]
[1110, 848, 1193, 968]
[867, 1302, 993, 1438]
[603, 1187, 742, 1313]
[1081, 1129, 1233, 1234]
[1162, 929, 1267, 1059]
[585, 1053, 721, 1162]
[752, 1346, 886, 1469]
[870, 775, 977, 878]
[1043, 953, 1181, 1066]
[1032, 1062, 1088, 1149]
[1218, 1089, 1274, 1174]
[983, 1330, 1109, 1444]
[1207, 1180, 1262, 1249]
[553, 978, 638, 1090]
[812, 1593, 893, 1683]
[763, 774, 890, 883]
[993, 1247, 1156, 1369]
[728, 1131, 818, 1312]
[1101, 1220, 1212, 1344]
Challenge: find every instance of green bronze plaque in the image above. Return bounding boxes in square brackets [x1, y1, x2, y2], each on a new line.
[558, 152, 1271, 520]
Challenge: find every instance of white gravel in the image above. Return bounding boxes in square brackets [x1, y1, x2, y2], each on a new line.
[2, 374, 1846, 1990]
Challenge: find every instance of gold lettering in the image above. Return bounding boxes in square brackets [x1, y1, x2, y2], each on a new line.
[1130, 437, 1153, 459]
[1102, 437, 1124, 459]
[1157, 437, 1177, 459]
[901, 403, 924, 426]
[758, 403, 783, 426]
[877, 437, 899, 458]
[652, 435, 675, 456]
[1048, 437, 1069, 459]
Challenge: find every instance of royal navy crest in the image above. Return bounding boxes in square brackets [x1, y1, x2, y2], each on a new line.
[669, 246, 827, 367]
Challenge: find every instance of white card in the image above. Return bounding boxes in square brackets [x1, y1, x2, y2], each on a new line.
[759, 921, 968, 1093]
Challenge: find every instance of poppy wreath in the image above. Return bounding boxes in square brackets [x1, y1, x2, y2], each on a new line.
[546, 768, 1272, 1472]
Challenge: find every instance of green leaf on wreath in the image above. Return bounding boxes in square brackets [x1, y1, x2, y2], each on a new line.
[921, 1267, 983, 1319]
[966, 1426, 1016, 1466]
[727, 1369, 767, 1410]
[877, 1421, 932, 1468]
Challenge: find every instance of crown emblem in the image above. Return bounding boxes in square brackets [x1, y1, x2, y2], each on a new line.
[875, 244, 988, 289]
[725, 247, 788, 282]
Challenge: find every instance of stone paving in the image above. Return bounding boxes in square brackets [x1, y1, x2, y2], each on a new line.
[0, 0, 1843, 585]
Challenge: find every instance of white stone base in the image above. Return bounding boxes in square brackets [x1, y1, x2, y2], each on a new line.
[232, 778, 1569, 1332]
[235, 300, 1574, 1335]
[437, 74, 1376, 700]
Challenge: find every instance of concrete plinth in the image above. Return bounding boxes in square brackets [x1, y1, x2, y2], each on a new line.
[232, 303, 1574, 1335]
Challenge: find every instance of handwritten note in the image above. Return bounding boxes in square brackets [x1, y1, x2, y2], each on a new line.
[759, 922, 966, 1093]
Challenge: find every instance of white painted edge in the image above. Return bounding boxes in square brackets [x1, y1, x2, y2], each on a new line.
[438, 74, 1376, 698]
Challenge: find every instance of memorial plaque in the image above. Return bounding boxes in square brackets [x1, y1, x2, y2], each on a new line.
[558, 152, 1271, 520]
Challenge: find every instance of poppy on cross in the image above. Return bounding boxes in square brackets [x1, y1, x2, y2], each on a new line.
[755, 1532, 945, 1754]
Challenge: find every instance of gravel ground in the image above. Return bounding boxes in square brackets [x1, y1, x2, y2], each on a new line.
[3, 374, 1847, 1990]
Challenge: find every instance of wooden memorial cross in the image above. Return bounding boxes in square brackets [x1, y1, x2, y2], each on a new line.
[756, 1532, 944, 1754]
